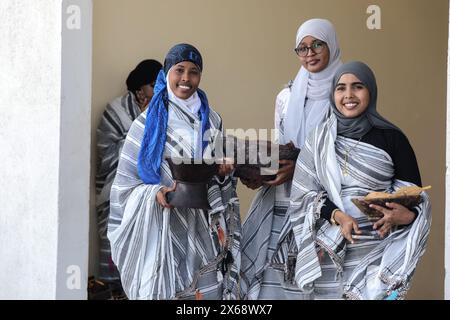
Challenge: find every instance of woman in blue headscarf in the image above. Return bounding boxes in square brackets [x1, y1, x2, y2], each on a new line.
[107, 44, 241, 300]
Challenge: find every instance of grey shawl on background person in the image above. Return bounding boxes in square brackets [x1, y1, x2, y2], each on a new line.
[96, 92, 141, 282]
[273, 114, 431, 299]
[107, 101, 241, 300]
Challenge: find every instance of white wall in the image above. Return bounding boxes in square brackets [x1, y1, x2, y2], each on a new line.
[0, 0, 61, 299]
[0, 0, 92, 299]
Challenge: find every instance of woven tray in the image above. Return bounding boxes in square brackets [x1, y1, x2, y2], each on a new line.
[234, 165, 278, 182]
[224, 136, 299, 166]
[351, 186, 430, 221]
[351, 195, 422, 222]
[226, 137, 299, 182]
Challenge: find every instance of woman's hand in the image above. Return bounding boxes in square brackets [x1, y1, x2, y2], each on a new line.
[334, 210, 361, 244]
[240, 178, 263, 190]
[218, 163, 235, 176]
[217, 158, 235, 176]
[370, 202, 416, 238]
[156, 182, 177, 209]
[263, 160, 295, 186]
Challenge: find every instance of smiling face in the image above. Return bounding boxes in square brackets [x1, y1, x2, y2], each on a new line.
[168, 61, 201, 99]
[297, 36, 330, 73]
[334, 73, 370, 118]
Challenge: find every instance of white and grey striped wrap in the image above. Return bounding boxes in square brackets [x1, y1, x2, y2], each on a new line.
[274, 113, 431, 299]
[108, 101, 241, 300]
[96, 92, 141, 281]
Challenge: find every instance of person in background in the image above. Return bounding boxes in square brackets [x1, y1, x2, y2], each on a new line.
[95, 59, 162, 297]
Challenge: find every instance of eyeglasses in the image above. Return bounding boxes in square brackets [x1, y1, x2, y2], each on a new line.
[294, 40, 326, 57]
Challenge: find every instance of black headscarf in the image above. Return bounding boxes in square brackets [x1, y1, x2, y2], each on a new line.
[331, 61, 400, 139]
[126, 59, 162, 92]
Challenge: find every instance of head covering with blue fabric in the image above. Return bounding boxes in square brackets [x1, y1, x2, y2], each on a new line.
[137, 43, 211, 184]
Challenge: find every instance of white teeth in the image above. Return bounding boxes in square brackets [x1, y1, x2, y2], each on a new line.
[345, 103, 357, 108]
[179, 85, 190, 89]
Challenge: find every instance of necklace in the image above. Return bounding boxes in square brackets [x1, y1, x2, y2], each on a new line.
[342, 137, 362, 176]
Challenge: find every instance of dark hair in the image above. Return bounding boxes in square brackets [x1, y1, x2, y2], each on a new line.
[126, 59, 162, 92]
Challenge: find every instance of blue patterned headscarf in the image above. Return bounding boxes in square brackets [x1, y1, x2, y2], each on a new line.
[137, 43, 211, 184]
[163, 43, 203, 73]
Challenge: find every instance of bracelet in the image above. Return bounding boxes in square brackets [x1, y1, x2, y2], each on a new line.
[330, 209, 340, 226]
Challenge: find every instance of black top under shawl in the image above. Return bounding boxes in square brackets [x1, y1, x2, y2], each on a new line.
[321, 127, 422, 221]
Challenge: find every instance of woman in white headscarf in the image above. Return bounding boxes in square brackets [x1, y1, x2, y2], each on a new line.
[240, 18, 343, 300]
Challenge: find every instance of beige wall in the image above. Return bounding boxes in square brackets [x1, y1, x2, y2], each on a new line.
[92, 0, 448, 299]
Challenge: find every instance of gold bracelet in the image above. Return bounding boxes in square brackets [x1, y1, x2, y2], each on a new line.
[330, 209, 340, 226]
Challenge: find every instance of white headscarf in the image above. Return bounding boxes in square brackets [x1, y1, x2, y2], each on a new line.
[165, 69, 203, 159]
[282, 18, 342, 148]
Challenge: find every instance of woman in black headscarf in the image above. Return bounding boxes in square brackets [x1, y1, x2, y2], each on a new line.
[126, 59, 163, 112]
[96, 59, 162, 293]
[273, 61, 431, 299]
